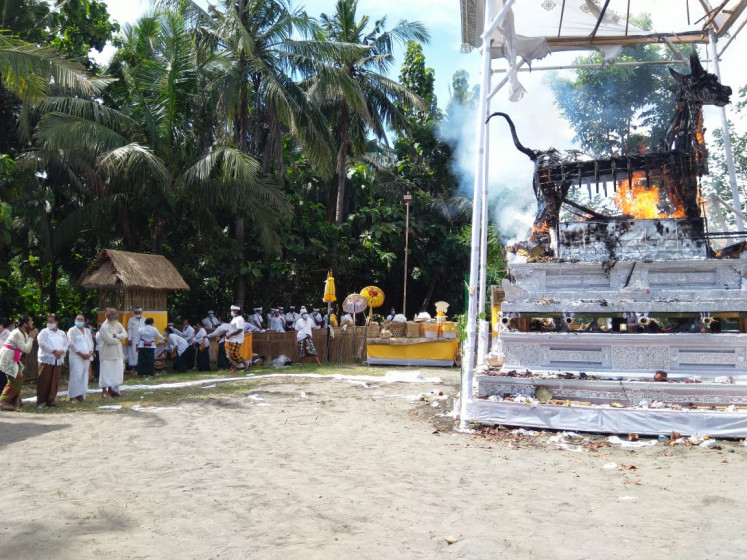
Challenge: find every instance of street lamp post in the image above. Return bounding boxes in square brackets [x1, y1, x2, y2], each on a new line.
[403, 192, 412, 318]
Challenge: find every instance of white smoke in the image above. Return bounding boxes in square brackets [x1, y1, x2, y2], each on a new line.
[442, 67, 577, 245]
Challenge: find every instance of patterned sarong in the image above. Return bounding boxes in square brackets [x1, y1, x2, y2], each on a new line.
[0, 371, 23, 406]
[228, 342, 243, 366]
[298, 336, 318, 358]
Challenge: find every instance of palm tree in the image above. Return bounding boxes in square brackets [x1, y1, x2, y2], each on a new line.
[0, 33, 107, 101]
[162, 0, 361, 305]
[23, 7, 290, 309]
[313, 0, 430, 224]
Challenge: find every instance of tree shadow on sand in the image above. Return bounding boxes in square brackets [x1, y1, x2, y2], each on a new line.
[0, 421, 72, 447]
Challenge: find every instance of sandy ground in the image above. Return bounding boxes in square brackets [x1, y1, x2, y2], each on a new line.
[1, 368, 746, 560]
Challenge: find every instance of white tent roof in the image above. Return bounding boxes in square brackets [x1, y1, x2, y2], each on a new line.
[461, 0, 747, 62]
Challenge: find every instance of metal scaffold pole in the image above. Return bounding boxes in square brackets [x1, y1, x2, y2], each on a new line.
[460, 0, 515, 429]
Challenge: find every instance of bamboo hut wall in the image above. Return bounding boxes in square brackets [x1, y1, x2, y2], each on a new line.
[98, 290, 125, 311]
[206, 327, 370, 366]
[97, 289, 168, 313]
[251, 328, 369, 364]
[124, 288, 167, 311]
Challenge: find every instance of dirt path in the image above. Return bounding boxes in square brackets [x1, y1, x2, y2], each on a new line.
[1, 369, 745, 559]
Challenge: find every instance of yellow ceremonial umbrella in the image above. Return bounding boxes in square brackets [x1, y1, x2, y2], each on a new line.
[323, 270, 336, 302]
[360, 286, 385, 324]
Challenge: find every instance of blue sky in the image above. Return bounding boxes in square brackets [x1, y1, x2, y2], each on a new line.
[100, 0, 481, 109]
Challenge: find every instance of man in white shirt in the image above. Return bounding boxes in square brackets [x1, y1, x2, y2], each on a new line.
[126, 307, 145, 372]
[165, 328, 189, 372]
[226, 305, 246, 373]
[202, 310, 220, 330]
[206, 317, 230, 369]
[193, 323, 211, 371]
[269, 309, 285, 333]
[311, 308, 323, 329]
[249, 307, 264, 330]
[36, 313, 69, 408]
[175, 319, 196, 370]
[295, 307, 321, 366]
[284, 306, 298, 331]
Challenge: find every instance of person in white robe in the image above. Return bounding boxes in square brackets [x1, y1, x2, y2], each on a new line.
[98, 308, 128, 398]
[67, 313, 94, 402]
[126, 307, 145, 371]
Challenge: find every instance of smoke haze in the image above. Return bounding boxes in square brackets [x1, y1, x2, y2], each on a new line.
[442, 69, 576, 244]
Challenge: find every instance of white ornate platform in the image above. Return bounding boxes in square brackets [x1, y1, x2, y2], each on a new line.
[501, 259, 747, 314]
[500, 332, 747, 380]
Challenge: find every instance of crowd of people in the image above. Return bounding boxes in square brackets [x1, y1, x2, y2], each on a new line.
[0, 302, 333, 409]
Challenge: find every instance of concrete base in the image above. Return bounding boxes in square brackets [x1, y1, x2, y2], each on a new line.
[466, 399, 747, 437]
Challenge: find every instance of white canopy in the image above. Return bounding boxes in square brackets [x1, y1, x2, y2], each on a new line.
[461, 0, 747, 63]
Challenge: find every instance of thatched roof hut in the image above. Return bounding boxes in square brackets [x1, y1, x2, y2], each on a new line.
[77, 249, 189, 311]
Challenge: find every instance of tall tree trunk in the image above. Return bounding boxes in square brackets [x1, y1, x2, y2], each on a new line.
[233, 216, 245, 309]
[334, 106, 350, 225]
[49, 260, 58, 314]
[232, 39, 250, 309]
[420, 273, 438, 314]
[152, 213, 166, 254]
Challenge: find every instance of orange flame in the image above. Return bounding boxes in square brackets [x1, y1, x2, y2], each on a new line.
[614, 171, 685, 219]
[695, 113, 704, 146]
[532, 221, 549, 234]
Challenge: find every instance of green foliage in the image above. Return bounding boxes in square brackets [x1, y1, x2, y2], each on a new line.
[548, 20, 679, 157]
[703, 85, 747, 229]
[47, 0, 120, 63]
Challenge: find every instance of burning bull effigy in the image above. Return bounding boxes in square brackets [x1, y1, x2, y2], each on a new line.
[489, 51, 731, 256]
[473, 52, 747, 437]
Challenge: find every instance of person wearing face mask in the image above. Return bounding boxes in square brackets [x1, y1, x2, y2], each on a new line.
[0, 315, 38, 411]
[36, 313, 69, 408]
[225, 305, 246, 373]
[67, 314, 94, 402]
[98, 307, 128, 398]
[202, 310, 219, 330]
[126, 307, 145, 373]
[294, 307, 321, 366]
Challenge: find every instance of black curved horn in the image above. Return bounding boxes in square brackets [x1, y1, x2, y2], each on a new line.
[689, 49, 705, 76]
